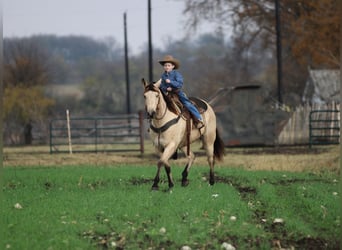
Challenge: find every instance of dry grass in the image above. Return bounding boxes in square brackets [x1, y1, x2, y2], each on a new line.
[223, 146, 340, 172]
[3, 143, 340, 173]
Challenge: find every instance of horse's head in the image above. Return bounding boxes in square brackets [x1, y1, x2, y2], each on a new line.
[142, 78, 162, 119]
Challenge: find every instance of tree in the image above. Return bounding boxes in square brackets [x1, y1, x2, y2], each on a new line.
[182, 0, 340, 102]
[183, 0, 339, 67]
[287, 1, 339, 67]
[3, 38, 55, 144]
[4, 38, 51, 87]
[3, 86, 54, 144]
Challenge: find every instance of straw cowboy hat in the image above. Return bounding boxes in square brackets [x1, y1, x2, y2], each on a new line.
[158, 55, 180, 69]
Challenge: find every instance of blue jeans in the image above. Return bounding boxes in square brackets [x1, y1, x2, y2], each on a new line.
[178, 91, 202, 121]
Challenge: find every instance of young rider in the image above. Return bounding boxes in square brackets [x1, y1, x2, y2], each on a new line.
[157, 55, 204, 129]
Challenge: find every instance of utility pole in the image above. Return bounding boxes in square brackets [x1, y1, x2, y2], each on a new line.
[275, 0, 283, 104]
[148, 0, 153, 83]
[124, 12, 131, 114]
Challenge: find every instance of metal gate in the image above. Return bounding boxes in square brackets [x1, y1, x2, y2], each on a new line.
[309, 110, 340, 147]
[50, 112, 145, 153]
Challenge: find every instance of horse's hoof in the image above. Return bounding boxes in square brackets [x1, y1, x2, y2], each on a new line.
[151, 186, 159, 191]
[209, 180, 215, 186]
[181, 180, 189, 187]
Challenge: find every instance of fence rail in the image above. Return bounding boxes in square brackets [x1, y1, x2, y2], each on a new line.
[50, 112, 145, 154]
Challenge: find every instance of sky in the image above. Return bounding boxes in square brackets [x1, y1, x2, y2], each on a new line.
[3, 0, 215, 54]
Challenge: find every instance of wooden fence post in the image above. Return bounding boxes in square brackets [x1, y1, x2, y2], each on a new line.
[66, 109, 73, 154]
[139, 111, 145, 154]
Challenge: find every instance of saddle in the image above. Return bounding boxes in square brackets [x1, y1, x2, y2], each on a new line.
[163, 92, 207, 156]
[163, 92, 208, 122]
[189, 97, 208, 113]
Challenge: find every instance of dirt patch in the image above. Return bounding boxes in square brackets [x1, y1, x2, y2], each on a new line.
[129, 177, 152, 185]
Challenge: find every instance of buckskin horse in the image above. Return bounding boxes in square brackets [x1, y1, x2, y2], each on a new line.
[142, 78, 225, 190]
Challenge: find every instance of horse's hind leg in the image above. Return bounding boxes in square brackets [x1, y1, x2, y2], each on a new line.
[180, 147, 195, 186]
[203, 141, 215, 185]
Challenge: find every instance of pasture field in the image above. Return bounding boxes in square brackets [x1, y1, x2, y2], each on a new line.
[2, 158, 340, 249]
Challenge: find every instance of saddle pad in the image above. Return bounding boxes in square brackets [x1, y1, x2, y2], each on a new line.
[189, 97, 208, 113]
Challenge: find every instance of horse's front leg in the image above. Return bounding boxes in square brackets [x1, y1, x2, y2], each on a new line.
[152, 143, 177, 190]
[180, 147, 196, 187]
[160, 143, 178, 189]
[152, 160, 162, 190]
[164, 164, 174, 189]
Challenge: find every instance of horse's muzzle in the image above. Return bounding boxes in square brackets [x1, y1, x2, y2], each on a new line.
[147, 111, 155, 119]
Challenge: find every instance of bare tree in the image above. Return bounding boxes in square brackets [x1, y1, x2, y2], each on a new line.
[182, 0, 340, 103]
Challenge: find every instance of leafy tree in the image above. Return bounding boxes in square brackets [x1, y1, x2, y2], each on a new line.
[3, 38, 54, 144]
[3, 86, 54, 144]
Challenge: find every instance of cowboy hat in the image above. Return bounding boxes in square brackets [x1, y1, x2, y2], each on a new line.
[158, 55, 180, 69]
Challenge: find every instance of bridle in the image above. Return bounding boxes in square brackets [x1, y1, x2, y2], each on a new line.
[145, 87, 181, 133]
[153, 93, 168, 120]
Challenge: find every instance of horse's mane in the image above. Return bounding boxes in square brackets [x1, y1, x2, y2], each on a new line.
[145, 83, 180, 115]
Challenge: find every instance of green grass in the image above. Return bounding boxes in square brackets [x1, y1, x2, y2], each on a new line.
[2, 165, 340, 249]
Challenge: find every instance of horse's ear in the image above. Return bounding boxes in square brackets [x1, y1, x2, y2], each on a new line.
[154, 79, 161, 88]
[141, 78, 148, 88]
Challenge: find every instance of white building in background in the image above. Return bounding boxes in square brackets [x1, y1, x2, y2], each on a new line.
[302, 69, 340, 104]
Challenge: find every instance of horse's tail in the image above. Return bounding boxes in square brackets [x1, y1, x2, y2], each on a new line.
[214, 129, 225, 161]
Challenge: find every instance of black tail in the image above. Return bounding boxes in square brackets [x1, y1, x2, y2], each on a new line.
[214, 129, 225, 161]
